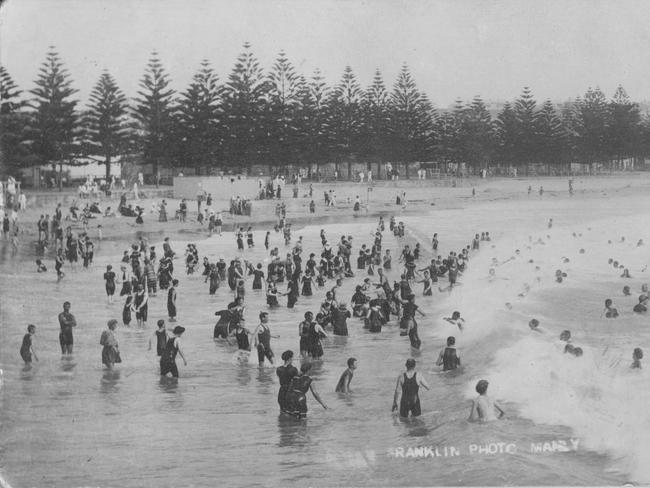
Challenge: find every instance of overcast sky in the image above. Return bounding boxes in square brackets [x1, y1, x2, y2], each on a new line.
[2, 0, 650, 109]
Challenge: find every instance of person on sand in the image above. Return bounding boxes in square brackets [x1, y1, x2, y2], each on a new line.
[623, 286, 631, 296]
[276, 351, 299, 412]
[20, 324, 38, 365]
[436, 336, 460, 371]
[469, 380, 505, 422]
[392, 359, 430, 418]
[58, 301, 77, 355]
[335, 357, 357, 393]
[284, 362, 328, 418]
[604, 299, 619, 318]
[100, 319, 121, 370]
[160, 326, 187, 378]
[631, 348, 643, 369]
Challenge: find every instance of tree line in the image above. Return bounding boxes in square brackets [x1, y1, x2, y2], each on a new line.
[1, 43, 649, 182]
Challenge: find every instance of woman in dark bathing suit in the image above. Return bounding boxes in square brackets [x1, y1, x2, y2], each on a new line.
[284, 362, 328, 418]
[276, 350, 299, 412]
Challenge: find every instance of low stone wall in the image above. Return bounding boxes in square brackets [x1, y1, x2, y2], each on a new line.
[173, 176, 260, 201]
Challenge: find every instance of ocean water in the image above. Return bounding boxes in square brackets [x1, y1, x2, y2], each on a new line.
[0, 194, 646, 487]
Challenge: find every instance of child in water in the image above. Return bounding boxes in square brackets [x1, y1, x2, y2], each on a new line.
[469, 380, 505, 422]
[20, 324, 38, 364]
[604, 299, 619, 318]
[528, 318, 541, 332]
[444, 311, 465, 331]
[631, 348, 643, 369]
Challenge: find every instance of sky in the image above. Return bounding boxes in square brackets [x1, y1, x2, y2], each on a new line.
[2, 0, 650, 109]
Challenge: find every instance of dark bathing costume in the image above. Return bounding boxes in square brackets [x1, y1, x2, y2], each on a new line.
[20, 334, 32, 362]
[155, 329, 167, 357]
[442, 347, 460, 371]
[276, 364, 299, 411]
[160, 336, 180, 377]
[399, 372, 421, 417]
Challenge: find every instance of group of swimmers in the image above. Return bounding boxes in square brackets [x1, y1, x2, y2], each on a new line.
[25, 207, 506, 421]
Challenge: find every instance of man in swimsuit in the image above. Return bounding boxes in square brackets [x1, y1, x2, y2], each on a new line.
[253, 311, 277, 366]
[58, 301, 77, 355]
[436, 336, 460, 371]
[468, 379, 505, 422]
[335, 357, 357, 393]
[392, 359, 430, 418]
[20, 324, 38, 364]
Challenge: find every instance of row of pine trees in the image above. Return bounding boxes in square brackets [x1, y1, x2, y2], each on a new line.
[1, 43, 648, 181]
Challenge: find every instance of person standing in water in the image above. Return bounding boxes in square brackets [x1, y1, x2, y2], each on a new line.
[134, 284, 149, 327]
[167, 279, 179, 322]
[436, 336, 460, 371]
[58, 301, 77, 355]
[253, 311, 277, 366]
[104, 265, 116, 304]
[100, 319, 121, 370]
[276, 350, 299, 412]
[469, 379, 505, 422]
[631, 348, 643, 369]
[160, 326, 187, 378]
[20, 324, 38, 365]
[335, 357, 357, 393]
[284, 362, 328, 418]
[148, 319, 168, 357]
[392, 359, 430, 418]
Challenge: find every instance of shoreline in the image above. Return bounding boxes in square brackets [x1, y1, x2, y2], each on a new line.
[5, 173, 650, 262]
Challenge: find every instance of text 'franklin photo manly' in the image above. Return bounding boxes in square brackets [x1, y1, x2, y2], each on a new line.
[1, 1, 649, 487]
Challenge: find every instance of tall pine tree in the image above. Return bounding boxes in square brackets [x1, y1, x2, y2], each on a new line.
[297, 69, 332, 167]
[84, 71, 130, 180]
[495, 102, 518, 168]
[361, 69, 391, 164]
[175, 60, 224, 173]
[29, 47, 80, 184]
[536, 99, 566, 169]
[222, 42, 269, 169]
[461, 96, 494, 172]
[389, 64, 433, 164]
[132, 51, 176, 180]
[608, 85, 640, 166]
[0, 66, 31, 174]
[329, 65, 363, 173]
[513, 86, 538, 168]
[267, 51, 301, 166]
[578, 87, 609, 168]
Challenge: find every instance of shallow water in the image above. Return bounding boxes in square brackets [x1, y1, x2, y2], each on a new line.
[1, 195, 646, 487]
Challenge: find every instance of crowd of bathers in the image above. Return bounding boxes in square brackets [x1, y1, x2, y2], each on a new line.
[25, 205, 496, 418]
